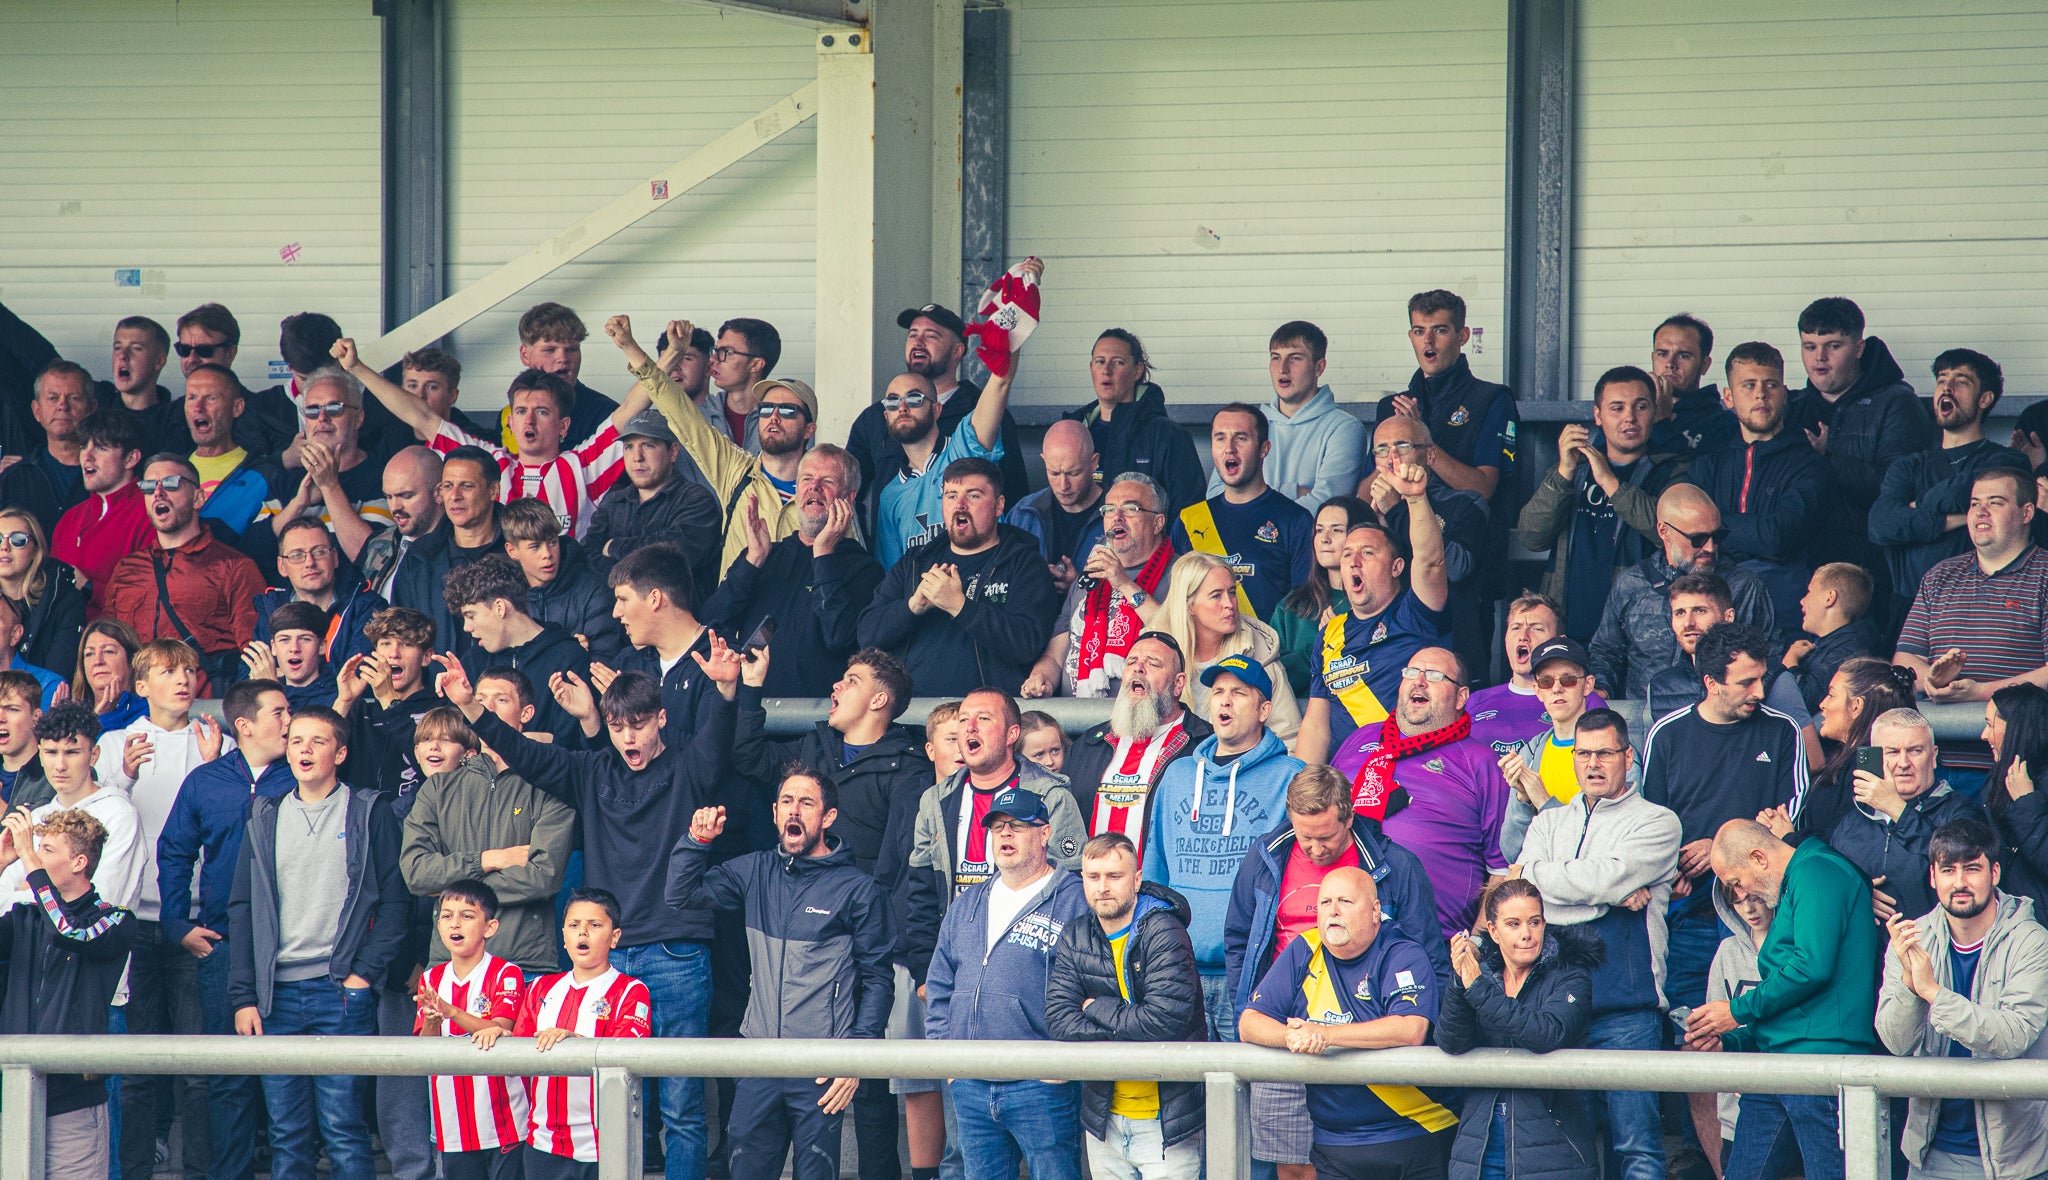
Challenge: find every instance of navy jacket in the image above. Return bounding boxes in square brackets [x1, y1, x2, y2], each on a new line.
[1223, 814, 1451, 1013]
[1827, 785, 1985, 919]
[856, 524, 1062, 699]
[252, 580, 387, 673]
[1063, 383, 1206, 515]
[925, 865, 1090, 1042]
[0, 446, 86, 539]
[527, 548, 626, 661]
[700, 536, 885, 699]
[1687, 430, 1832, 625]
[156, 750, 299, 947]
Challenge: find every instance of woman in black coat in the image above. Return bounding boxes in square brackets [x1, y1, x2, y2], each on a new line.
[1983, 683, 2048, 914]
[0, 509, 86, 681]
[1437, 877, 1601, 1180]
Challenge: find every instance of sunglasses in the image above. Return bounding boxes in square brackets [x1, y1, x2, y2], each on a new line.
[1668, 526, 1729, 547]
[173, 342, 227, 360]
[0, 533, 32, 550]
[302, 402, 350, 421]
[139, 475, 190, 494]
[1533, 673, 1583, 690]
[881, 391, 931, 411]
[756, 404, 808, 422]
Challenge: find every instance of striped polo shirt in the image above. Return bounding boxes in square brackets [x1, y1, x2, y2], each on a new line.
[1897, 545, 2048, 767]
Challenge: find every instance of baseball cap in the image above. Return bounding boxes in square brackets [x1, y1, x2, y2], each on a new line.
[1530, 636, 1590, 674]
[751, 377, 819, 422]
[897, 303, 967, 338]
[981, 786, 1050, 828]
[1199, 654, 1273, 699]
[619, 408, 678, 445]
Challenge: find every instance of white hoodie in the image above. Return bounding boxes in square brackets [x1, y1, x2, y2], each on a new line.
[94, 716, 236, 923]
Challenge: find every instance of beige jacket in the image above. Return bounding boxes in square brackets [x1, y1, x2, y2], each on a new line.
[629, 357, 799, 573]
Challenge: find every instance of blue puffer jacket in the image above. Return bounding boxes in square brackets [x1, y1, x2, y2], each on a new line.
[925, 866, 1090, 1042]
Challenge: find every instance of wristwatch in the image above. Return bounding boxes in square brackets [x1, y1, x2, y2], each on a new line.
[1127, 589, 1148, 607]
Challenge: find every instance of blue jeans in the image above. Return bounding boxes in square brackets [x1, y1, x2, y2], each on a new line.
[1200, 972, 1239, 1043]
[1586, 1009, 1667, 1180]
[1481, 1102, 1510, 1180]
[198, 940, 262, 1180]
[613, 939, 712, 1180]
[259, 977, 379, 1180]
[948, 1079, 1082, 1180]
[1726, 1092, 1843, 1180]
[1663, 900, 1729, 1010]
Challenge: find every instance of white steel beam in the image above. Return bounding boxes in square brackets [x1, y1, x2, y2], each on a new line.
[361, 82, 820, 369]
[813, 30, 878, 447]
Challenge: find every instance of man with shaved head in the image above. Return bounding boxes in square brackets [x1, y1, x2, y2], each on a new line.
[1333, 646, 1513, 940]
[1589, 482, 1776, 699]
[359, 446, 458, 652]
[1360, 415, 1490, 678]
[1007, 418, 1104, 592]
[1685, 818, 1877, 1180]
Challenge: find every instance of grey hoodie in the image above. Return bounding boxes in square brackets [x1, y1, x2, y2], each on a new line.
[1514, 784, 1680, 1005]
[1877, 892, 2048, 1180]
[1205, 385, 1364, 514]
[1706, 881, 1769, 1141]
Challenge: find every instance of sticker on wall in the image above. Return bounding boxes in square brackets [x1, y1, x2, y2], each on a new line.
[1194, 226, 1221, 249]
[651, 180, 670, 200]
[279, 242, 303, 265]
[115, 269, 141, 288]
[1470, 327, 1484, 354]
[268, 360, 291, 381]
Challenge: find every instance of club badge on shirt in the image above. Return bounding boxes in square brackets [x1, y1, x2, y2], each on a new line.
[1448, 407, 1470, 426]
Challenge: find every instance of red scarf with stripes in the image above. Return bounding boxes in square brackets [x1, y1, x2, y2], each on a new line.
[1350, 712, 1469, 821]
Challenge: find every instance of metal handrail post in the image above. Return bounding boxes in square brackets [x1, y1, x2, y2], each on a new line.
[1841, 1085, 1889, 1180]
[1204, 1071, 1249, 1175]
[596, 1066, 643, 1180]
[4, 1064, 46, 1180]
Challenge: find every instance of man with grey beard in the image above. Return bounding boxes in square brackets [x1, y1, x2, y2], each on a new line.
[700, 443, 884, 698]
[1060, 632, 1213, 864]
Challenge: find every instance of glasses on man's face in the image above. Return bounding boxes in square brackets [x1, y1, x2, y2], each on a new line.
[1371, 441, 1422, 458]
[988, 820, 1038, 836]
[302, 402, 350, 422]
[1574, 746, 1627, 761]
[173, 342, 226, 360]
[1400, 667, 1465, 687]
[881, 391, 931, 412]
[1534, 673, 1583, 690]
[0, 533, 32, 551]
[138, 475, 189, 494]
[1668, 525, 1728, 548]
[280, 547, 335, 566]
[756, 404, 808, 422]
[711, 346, 759, 363]
[1100, 503, 1160, 521]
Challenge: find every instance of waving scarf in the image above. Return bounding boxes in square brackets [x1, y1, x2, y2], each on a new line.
[1349, 711, 1471, 821]
[961, 260, 1042, 378]
[1070, 542, 1175, 696]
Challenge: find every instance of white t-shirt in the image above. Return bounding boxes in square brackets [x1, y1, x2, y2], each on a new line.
[986, 869, 1055, 954]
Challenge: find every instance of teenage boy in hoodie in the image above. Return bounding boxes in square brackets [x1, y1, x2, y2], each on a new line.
[254, 516, 386, 668]
[229, 707, 410, 1180]
[440, 647, 740, 1180]
[247, 600, 339, 710]
[1780, 563, 1879, 715]
[925, 786, 1092, 1180]
[667, 776, 895, 1180]
[445, 554, 592, 744]
[1877, 818, 2048, 1180]
[1505, 707, 1682, 1180]
[499, 496, 625, 657]
[156, 679, 295, 1180]
[1047, 831, 1207, 1180]
[1688, 341, 1833, 635]
[1218, 321, 1360, 514]
[0, 807, 134, 1180]
[1141, 654, 1303, 1039]
[335, 606, 446, 803]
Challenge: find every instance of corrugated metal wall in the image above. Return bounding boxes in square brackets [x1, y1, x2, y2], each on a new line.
[1574, 2, 2048, 397]
[1002, 0, 1511, 413]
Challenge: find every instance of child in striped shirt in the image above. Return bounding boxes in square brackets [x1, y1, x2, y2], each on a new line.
[415, 880, 527, 1180]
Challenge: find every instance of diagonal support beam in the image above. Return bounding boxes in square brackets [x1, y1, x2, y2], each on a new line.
[363, 82, 821, 368]
[695, 0, 866, 27]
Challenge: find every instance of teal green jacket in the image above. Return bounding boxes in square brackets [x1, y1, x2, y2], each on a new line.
[1726, 840, 1880, 1055]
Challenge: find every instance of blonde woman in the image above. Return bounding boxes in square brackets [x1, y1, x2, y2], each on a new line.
[1149, 551, 1301, 742]
[0, 509, 86, 680]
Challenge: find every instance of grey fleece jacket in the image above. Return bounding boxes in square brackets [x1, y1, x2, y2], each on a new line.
[399, 753, 579, 974]
[1877, 892, 2048, 1180]
[1706, 881, 1767, 1141]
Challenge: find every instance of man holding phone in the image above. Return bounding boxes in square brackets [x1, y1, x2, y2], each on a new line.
[1819, 708, 1984, 925]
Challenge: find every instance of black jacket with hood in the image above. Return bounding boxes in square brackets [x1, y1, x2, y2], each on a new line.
[1790, 336, 1935, 577]
[527, 547, 626, 660]
[1063, 382, 1206, 515]
[0, 870, 133, 1115]
[458, 621, 593, 745]
[1438, 925, 1602, 1180]
[1046, 881, 1207, 1148]
[1686, 428, 1832, 623]
[857, 523, 1061, 699]
[701, 534, 886, 699]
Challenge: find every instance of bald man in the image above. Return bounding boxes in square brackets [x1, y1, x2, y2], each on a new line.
[358, 446, 460, 652]
[1241, 865, 1455, 1180]
[1684, 819, 1877, 1180]
[1588, 483, 1776, 699]
[1007, 418, 1105, 592]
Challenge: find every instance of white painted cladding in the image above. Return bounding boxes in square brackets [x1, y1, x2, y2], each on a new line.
[0, 0, 383, 393]
[1002, 0, 1511, 412]
[1574, 2, 2048, 398]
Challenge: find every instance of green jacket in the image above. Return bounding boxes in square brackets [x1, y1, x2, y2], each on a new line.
[1267, 596, 1347, 700]
[1726, 840, 1880, 1055]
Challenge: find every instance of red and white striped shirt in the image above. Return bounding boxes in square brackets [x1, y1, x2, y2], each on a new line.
[429, 418, 626, 541]
[514, 967, 652, 1163]
[418, 954, 529, 1153]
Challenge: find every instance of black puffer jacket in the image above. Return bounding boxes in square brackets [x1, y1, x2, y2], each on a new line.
[1827, 785, 1985, 920]
[1789, 336, 1934, 576]
[527, 548, 626, 660]
[1438, 925, 1601, 1180]
[1992, 790, 2048, 919]
[13, 559, 86, 681]
[1045, 881, 1207, 1148]
[1063, 383, 1206, 515]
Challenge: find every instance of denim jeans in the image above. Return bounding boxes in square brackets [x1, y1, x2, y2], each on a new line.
[1726, 1092, 1843, 1180]
[1481, 1102, 1510, 1180]
[1586, 1008, 1667, 1180]
[612, 939, 713, 1180]
[1663, 900, 1730, 1010]
[1084, 1114, 1203, 1180]
[259, 977, 379, 1180]
[198, 939, 263, 1180]
[1199, 972, 1239, 1042]
[948, 1079, 1082, 1180]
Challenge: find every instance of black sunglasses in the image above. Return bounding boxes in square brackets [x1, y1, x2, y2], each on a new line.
[174, 342, 228, 360]
[1669, 526, 1729, 547]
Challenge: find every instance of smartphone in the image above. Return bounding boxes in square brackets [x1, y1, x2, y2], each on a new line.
[1667, 1006, 1692, 1035]
[741, 616, 778, 656]
[1854, 745, 1883, 778]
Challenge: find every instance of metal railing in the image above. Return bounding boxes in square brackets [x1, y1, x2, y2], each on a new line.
[2, 1035, 2038, 1180]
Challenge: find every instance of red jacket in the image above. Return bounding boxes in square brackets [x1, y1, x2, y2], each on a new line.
[52, 483, 152, 615]
[101, 525, 264, 659]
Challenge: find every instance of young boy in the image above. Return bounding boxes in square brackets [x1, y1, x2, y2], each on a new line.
[1782, 561, 1879, 714]
[0, 668, 49, 808]
[513, 888, 652, 1178]
[336, 605, 446, 803]
[1693, 880, 1776, 1169]
[3, 701, 145, 924]
[248, 600, 338, 711]
[416, 880, 529, 1180]
[499, 497, 624, 655]
[1018, 710, 1068, 776]
[0, 806, 135, 1180]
